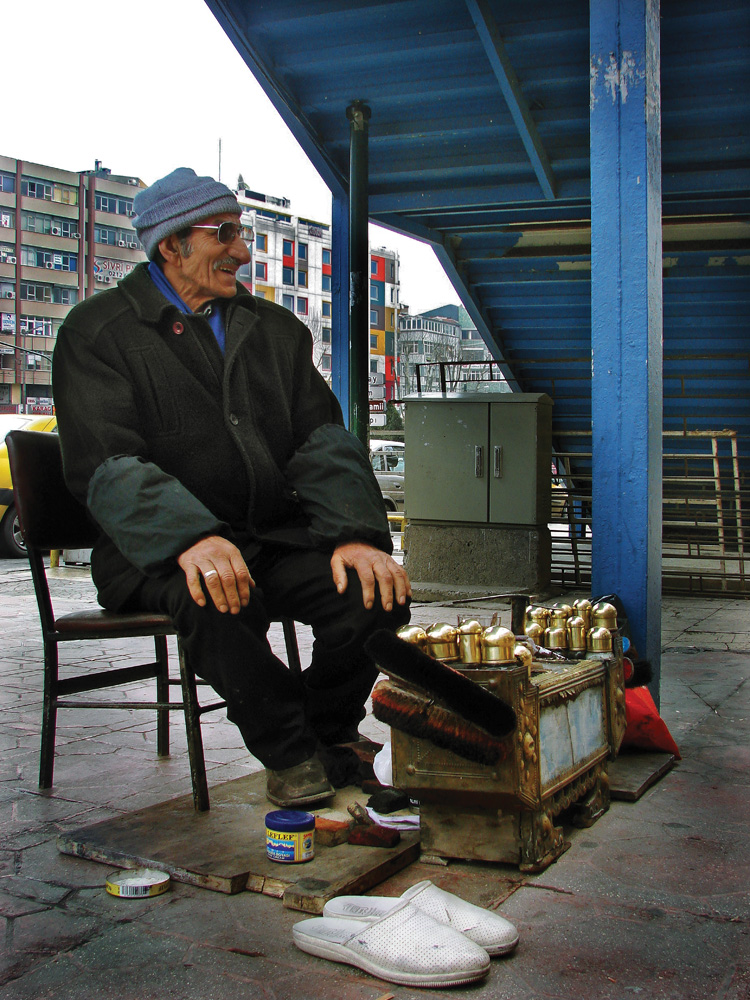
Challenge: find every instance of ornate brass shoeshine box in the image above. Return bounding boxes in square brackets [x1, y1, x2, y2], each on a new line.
[389, 651, 626, 872]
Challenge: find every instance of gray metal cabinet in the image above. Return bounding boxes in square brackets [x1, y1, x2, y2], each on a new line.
[405, 393, 552, 524]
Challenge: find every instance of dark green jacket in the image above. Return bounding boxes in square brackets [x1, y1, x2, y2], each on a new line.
[53, 264, 390, 609]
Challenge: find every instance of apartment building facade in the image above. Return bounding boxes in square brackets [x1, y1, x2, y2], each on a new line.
[0, 158, 401, 417]
[398, 304, 493, 396]
[234, 186, 335, 377]
[0, 155, 146, 412]
[235, 186, 401, 425]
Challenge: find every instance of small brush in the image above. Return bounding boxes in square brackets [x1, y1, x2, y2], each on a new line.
[371, 680, 512, 765]
[364, 629, 516, 738]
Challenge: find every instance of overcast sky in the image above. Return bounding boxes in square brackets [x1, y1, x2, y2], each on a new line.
[5, 0, 460, 314]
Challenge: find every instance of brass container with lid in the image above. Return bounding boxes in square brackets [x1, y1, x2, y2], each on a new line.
[525, 621, 545, 644]
[396, 624, 429, 648]
[587, 626, 613, 653]
[514, 642, 533, 670]
[544, 625, 568, 651]
[567, 615, 587, 652]
[425, 622, 460, 661]
[551, 603, 573, 620]
[480, 625, 516, 663]
[573, 598, 593, 630]
[549, 607, 571, 629]
[457, 619, 484, 665]
[525, 605, 550, 632]
[591, 602, 618, 631]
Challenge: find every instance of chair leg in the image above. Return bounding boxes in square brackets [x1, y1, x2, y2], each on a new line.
[282, 617, 302, 674]
[178, 640, 210, 812]
[39, 642, 59, 789]
[154, 634, 170, 757]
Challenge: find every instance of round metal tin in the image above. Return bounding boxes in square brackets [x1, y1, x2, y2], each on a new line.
[105, 868, 171, 899]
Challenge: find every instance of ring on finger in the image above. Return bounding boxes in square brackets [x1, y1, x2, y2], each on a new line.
[203, 569, 219, 579]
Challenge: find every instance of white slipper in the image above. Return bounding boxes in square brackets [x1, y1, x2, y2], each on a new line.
[293, 897, 490, 988]
[323, 879, 519, 957]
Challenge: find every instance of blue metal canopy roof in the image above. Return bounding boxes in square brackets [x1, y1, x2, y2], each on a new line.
[205, 0, 748, 450]
[205, 0, 749, 604]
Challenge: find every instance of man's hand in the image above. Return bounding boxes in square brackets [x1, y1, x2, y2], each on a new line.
[177, 535, 254, 614]
[331, 541, 411, 612]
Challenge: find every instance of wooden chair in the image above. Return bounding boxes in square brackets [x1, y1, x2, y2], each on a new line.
[6, 429, 301, 811]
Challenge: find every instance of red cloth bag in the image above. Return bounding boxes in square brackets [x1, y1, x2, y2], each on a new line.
[622, 686, 681, 759]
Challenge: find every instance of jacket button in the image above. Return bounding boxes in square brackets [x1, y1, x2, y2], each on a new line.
[229, 413, 239, 425]
[172, 321, 184, 335]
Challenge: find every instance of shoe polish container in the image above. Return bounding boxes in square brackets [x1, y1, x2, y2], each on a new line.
[265, 809, 315, 863]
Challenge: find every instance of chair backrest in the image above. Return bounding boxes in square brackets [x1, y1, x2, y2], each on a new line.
[7, 429, 98, 551]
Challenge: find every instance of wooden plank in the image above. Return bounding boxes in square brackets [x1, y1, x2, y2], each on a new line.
[609, 752, 677, 801]
[57, 772, 419, 911]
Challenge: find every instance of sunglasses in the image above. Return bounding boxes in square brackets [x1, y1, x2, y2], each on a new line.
[190, 221, 245, 245]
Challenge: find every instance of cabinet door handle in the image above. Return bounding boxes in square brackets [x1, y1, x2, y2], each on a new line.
[474, 445, 484, 478]
[494, 445, 503, 478]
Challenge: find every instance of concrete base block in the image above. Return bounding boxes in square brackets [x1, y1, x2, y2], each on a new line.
[405, 521, 551, 597]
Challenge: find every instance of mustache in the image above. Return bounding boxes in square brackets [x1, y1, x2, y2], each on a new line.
[212, 256, 239, 272]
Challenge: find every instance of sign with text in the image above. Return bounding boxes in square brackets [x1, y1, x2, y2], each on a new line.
[368, 385, 386, 401]
[368, 372, 385, 386]
[369, 400, 385, 413]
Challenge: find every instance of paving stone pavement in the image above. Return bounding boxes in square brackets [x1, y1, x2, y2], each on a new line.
[1, 560, 748, 999]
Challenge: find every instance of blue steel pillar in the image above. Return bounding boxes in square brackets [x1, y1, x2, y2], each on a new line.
[331, 192, 350, 421]
[346, 101, 372, 447]
[590, 0, 663, 701]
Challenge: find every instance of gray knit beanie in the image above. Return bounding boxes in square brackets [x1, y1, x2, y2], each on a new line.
[133, 167, 241, 259]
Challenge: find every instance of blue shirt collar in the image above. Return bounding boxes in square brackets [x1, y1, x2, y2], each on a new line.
[147, 260, 226, 353]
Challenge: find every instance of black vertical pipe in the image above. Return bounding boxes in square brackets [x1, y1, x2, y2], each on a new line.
[346, 101, 371, 446]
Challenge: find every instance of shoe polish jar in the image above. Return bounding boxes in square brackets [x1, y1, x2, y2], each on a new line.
[265, 809, 315, 863]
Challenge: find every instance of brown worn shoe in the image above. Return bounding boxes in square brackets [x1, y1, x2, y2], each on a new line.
[265, 752, 335, 808]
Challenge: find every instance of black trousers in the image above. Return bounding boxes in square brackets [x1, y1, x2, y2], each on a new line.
[129, 543, 410, 770]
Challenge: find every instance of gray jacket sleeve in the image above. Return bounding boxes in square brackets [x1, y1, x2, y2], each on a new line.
[87, 455, 227, 575]
[53, 320, 225, 575]
[285, 423, 392, 554]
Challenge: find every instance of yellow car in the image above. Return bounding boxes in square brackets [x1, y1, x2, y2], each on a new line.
[0, 413, 57, 557]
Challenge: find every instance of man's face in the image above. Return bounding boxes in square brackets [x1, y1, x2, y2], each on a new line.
[162, 212, 251, 311]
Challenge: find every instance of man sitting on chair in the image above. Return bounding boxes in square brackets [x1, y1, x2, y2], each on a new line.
[52, 167, 410, 808]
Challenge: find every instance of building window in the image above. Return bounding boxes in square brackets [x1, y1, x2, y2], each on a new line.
[322, 274, 331, 292]
[20, 247, 77, 271]
[94, 225, 136, 248]
[322, 249, 331, 266]
[282, 294, 294, 311]
[371, 259, 377, 275]
[370, 285, 378, 301]
[20, 316, 54, 336]
[21, 178, 78, 206]
[370, 360, 379, 373]
[22, 179, 53, 201]
[282, 266, 294, 285]
[256, 233, 267, 252]
[370, 334, 378, 348]
[0, 209, 15, 230]
[321, 354, 331, 372]
[20, 282, 77, 306]
[296, 297, 308, 315]
[22, 212, 79, 238]
[322, 327, 331, 344]
[298, 242, 307, 260]
[255, 261, 267, 281]
[322, 301, 331, 318]
[95, 193, 134, 216]
[297, 270, 307, 288]
[0, 173, 15, 194]
[283, 239, 294, 257]
[370, 309, 377, 324]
